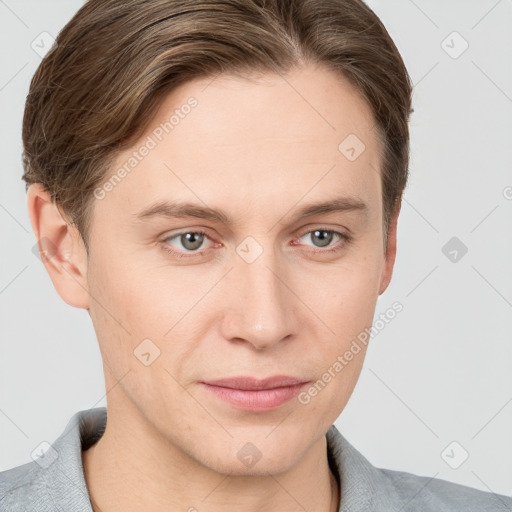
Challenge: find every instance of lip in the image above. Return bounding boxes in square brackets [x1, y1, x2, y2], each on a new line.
[200, 376, 309, 411]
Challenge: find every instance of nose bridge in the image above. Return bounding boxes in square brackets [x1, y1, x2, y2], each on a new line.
[221, 240, 296, 348]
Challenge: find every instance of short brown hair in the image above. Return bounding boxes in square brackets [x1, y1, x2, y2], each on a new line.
[22, 0, 412, 251]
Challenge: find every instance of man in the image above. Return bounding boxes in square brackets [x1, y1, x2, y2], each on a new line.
[1, 0, 511, 511]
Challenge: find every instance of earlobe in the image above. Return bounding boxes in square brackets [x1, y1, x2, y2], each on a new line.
[27, 183, 91, 309]
[379, 203, 400, 296]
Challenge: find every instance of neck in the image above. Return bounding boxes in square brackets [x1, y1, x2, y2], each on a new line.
[82, 405, 339, 512]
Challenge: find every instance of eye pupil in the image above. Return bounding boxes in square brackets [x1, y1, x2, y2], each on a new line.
[181, 232, 204, 250]
[312, 230, 333, 247]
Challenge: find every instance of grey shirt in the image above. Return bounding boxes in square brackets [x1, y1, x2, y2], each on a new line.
[1, 407, 511, 511]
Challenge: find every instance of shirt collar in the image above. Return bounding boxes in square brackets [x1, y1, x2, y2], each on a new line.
[45, 407, 387, 512]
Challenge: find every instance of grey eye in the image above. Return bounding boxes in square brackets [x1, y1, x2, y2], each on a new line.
[169, 232, 206, 251]
[308, 230, 335, 247]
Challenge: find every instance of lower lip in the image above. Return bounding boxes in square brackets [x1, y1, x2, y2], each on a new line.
[200, 382, 308, 411]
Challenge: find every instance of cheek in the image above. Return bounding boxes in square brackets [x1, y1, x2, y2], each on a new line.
[89, 246, 197, 333]
[87, 251, 219, 375]
[86, 258, 188, 402]
[85, 248, 163, 367]
[295, 264, 379, 422]
[300, 250, 383, 333]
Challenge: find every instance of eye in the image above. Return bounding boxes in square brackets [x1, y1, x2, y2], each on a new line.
[295, 228, 350, 252]
[164, 230, 212, 254]
[160, 227, 350, 260]
[301, 229, 337, 247]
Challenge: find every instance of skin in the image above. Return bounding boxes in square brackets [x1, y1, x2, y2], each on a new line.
[27, 63, 399, 512]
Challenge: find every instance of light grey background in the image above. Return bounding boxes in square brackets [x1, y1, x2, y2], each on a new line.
[1, 0, 511, 498]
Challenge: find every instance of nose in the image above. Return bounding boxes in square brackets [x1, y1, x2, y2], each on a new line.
[219, 246, 299, 350]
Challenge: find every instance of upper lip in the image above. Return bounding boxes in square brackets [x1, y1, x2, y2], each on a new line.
[202, 376, 308, 390]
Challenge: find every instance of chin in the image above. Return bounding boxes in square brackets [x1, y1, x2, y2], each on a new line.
[205, 452, 299, 478]
[191, 429, 313, 477]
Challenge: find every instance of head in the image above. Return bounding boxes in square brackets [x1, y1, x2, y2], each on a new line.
[24, 0, 412, 476]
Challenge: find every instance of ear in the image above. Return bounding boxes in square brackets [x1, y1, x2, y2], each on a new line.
[379, 201, 400, 296]
[27, 183, 90, 309]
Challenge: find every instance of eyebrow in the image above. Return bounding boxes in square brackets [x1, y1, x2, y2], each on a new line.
[133, 196, 369, 225]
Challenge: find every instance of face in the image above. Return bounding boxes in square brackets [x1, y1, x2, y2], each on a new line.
[82, 63, 396, 475]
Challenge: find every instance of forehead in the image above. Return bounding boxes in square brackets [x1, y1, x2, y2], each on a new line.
[92, 64, 382, 226]
[161, 64, 378, 158]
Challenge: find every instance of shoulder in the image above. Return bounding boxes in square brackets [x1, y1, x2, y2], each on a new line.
[0, 407, 107, 512]
[0, 459, 52, 511]
[377, 466, 512, 512]
[326, 425, 512, 512]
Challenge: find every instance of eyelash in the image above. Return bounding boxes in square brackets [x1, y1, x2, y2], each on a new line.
[160, 228, 351, 259]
